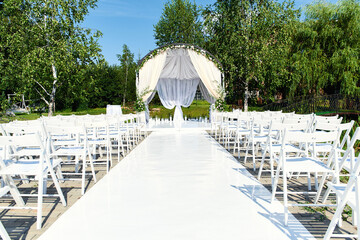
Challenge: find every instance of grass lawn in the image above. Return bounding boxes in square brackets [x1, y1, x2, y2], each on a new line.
[149, 100, 211, 119]
[0, 100, 217, 123]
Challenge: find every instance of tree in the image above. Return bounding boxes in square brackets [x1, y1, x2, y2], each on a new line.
[117, 44, 135, 106]
[289, 0, 360, 97]
[0, 0, 102, 116]
[204, 0, 299, 110]
[0, 0, 31, 109]
[154, 0, 204, 46]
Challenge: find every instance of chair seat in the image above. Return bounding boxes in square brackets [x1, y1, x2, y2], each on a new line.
[52, 139, 78, 146]
[252, 135, 268, 142]
[269, 144, 302, 153]
[339, 157, 356, 172]
[11, 147, 42, 157]
[88, 139, 108, 145]
[0, 186, 10, 197]
[327, 183, 356, 208]
[0, 159, 61, 175]
[51, 146, 86, 156]
[236, 129, 251, 135]
[285, 157, 334, 172]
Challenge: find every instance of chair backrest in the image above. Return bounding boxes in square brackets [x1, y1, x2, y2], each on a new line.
[338, 121, 355, 149]
[338, 127, 360, 171]
[315, 115, 342, 124]
[314, 121, 341, 132]
[281, 128, 340, 162]
[0, 133, 46, 166]
[45, 124, 87, 147]
[2, 122, 47, 142]
[282, 128, 339, 144]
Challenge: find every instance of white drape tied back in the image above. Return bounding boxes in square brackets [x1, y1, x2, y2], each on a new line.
[156, 48, 201, 125]
[137, 50, 167, 101]
[137, 45, 223, 124]
[188, 49, 222, 100]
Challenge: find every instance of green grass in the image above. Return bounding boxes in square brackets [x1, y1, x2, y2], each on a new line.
[149, 100, 213, 119]
[1, 100, 214, 123]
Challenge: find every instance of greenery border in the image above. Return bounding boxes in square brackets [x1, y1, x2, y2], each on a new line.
[137, 43, 224, 72]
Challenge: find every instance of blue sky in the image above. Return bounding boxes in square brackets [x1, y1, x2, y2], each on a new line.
[82, 0, 333, 66]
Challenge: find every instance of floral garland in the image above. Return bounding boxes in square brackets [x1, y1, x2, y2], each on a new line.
[215, 83, 226, 112]
[134, 88, 153, 112]
[137, 44, 223, 72]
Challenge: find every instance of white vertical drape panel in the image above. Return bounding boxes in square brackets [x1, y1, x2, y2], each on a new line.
[137, 50, 167, 101]
[188, 49, 222, 99]
[156, 48, 201, 126]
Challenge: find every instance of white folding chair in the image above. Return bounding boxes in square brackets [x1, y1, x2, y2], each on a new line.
[85, 121, 112, 172]
[0, 184, 15, 240]
[257, 121, 309, 181]
[0, 134, 66, 229]
[244, 119, 271, 171]
[271, 129, 339, 226]
[46, 125, 96, 195]
[322, 128, 360, 239]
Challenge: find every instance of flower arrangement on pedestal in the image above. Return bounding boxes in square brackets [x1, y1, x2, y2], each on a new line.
[134, 88, 153, 112]
[215, 84, 226, 112]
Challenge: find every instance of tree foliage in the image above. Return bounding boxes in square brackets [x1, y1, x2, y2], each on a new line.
[117, 44, 136, 106]
[289, 0, 360, 98]
[0, 0, 102, 115]
[154, 0, 204, 47]
[203, 0, 299, 109]
[1, 0, 360, 114]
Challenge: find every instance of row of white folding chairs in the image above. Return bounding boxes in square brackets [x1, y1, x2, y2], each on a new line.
[271, 125, 360, 239]
[0, 114, 147, 235]
[3, 114, 146, 193]
[216, 112, 343, 154]
[0, 130, 67, 231]
[212, 111, 360, 238]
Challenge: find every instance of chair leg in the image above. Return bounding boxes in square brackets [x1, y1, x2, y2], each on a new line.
[307, 172, 312, 191]
[0, 221, 10, 240]
[48, 166, 67, 206]
[252, 143, 256, 171]
[81, 158, 86, 195]
[257, 150, 266, 180]
[244, 141, 251, 164]
[89, 154, 97, 183]
[271, 164, 281, 203]
[3, 175, 25, 206]
[314, 174, 327, 203]
[270, 154, 274, 186]
[323, 193, 350, 240]
[284, 171, 289, 226]
[36, 173, 44, 229]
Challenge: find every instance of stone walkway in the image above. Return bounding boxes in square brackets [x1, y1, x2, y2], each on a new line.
[39, 129, 313, 240]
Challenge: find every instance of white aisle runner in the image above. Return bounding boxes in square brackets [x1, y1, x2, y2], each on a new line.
[40, 129, 314, 240]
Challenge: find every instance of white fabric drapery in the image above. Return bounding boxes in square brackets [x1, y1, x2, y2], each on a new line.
[137, 50, 167, 101]
[188, 50, 222, 99]
[137, 45, 223, 125]
[156, 49, 201, 126]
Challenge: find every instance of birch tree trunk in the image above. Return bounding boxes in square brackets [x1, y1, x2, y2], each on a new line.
[48, 64, 58, 116]
[244, 79, 249, 112]
[123, 65, 128, 106]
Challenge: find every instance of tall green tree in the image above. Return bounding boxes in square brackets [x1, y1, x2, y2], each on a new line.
[204, 0, 299, 110]
[154, 0, 204, 46]
[0, 0, 31, 110]
[117, 44, 135, 106]
[0, 0, 102, 115]
[289, 0, 360, 97]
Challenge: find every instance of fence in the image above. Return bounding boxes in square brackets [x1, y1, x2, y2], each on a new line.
[263, 94, 360, 115]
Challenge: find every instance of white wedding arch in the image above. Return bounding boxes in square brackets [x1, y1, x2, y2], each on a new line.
[136, 43, 224, 124]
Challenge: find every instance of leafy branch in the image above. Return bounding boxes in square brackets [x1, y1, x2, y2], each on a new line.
[134, 87, 153, 112]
